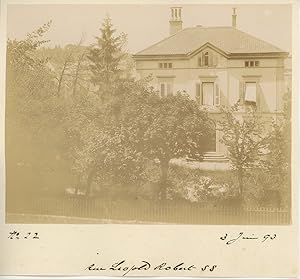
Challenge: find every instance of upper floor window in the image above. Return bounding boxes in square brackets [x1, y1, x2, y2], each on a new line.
[198, 51, 218, 67]
[204, 52, 209, 66]
[159, 62, 173, 69]
[245, 60, 260, 68]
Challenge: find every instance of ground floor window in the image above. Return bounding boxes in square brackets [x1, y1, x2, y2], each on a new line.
[160, 82, 173, 97]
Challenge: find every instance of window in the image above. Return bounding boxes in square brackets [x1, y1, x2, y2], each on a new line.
[198, 52, 218, 67]
[204, 52, 209, 66]
[202, 82, 214, 106]
[160, 82, 173, 97]
[196, 82, 220, 106]
[245, 82, 257, 104]
[245, 60, 260, 68]
[158, 62, 173, 69]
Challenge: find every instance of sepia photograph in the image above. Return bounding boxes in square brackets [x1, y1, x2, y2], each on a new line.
[5, 3, 292, 225]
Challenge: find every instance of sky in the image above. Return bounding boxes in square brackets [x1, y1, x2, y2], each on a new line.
[7, 4, 292, 54]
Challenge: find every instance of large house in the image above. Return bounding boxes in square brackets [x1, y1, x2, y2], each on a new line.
[133, 7, 289, 159]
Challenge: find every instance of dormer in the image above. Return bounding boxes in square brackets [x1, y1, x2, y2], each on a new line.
[197, 49, 219, 67]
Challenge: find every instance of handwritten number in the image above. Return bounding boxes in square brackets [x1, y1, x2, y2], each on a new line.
[262, 234, 276, 242]
[24, 232, 31, 239]
[201, 265, 209, 271]
[33, 232, 39, 239]
[8, 231, 39, 240]
[209, 265, 217, 272]
[220, 233, 227, 240]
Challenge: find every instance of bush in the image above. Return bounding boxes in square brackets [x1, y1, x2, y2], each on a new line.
[167, 165, 239, 203]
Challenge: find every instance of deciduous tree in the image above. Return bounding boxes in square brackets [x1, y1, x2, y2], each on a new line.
[220, 105, 270, 200]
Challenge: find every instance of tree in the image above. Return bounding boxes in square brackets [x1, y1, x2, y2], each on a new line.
[220, 105, 270, 200]
[261, 91, 291, 207]
[64, 79, 148, 196]
[72, 51, 88, 96]
[63, 17, 133, 196]
[87, 16, 127, 97]
[6, 22, 75, 198]
[121, 91, 211, 199]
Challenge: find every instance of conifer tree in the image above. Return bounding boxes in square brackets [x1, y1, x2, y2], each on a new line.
[88, 16, 126, 93]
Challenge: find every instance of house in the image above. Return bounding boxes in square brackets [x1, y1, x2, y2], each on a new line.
[133, 7, 289, 160]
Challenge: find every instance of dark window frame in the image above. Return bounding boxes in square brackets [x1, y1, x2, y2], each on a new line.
[204, 52, 209, 66]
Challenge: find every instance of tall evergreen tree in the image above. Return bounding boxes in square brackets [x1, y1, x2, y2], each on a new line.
[87, 16, 126, 94]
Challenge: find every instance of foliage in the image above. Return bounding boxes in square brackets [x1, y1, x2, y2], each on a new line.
[220, 105, 270, 198]
[120, 90, 211, 198]
[6, 21, 75, 197]
[6, 18, 291, 211]
[167, 165, 239, 203]
[260, 92, 291, 207]
[87, 16, 127, 97]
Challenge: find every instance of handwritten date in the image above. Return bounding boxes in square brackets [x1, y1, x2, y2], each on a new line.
[8, 231, 39, 240]
[220, 232, 276, 245]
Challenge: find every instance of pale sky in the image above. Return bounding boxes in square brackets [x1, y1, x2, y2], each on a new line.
[7, 4, 292, 54]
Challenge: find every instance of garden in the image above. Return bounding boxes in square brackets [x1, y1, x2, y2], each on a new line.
[5, 17, 291, 224]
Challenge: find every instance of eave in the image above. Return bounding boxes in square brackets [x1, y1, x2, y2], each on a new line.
[132, 47, 289, 61]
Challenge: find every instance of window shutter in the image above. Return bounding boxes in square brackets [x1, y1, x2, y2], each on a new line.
[208, 52, 213, 66]
[160, 83, 165, 97]
[167, 83, 172, 96]
[239, 81, 245, 105]
[256, 83, 260, 111]
[199, 83, 202, 105]
[202, 52, 205, 66]
[213, 54, 218, 67]
[198, 57, 202, 67]
[215, 83, 220, 106]
[196, 83, 201, 104]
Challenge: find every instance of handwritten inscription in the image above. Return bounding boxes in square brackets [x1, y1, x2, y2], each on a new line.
[85, 258, 217, 276]
[220, 232, 276, 245]
[8, 231, 39, 240]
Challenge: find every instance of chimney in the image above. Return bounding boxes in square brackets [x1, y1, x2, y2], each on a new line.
[232, 8, 237, 28]
[169, 7, 183, 36]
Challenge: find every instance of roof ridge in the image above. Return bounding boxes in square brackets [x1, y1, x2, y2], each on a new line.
[192, 25, 233, 29]
[134, 27, 192, 55]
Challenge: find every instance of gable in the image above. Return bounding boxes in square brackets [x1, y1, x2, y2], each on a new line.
[189, 45, 225, 68]
[189, 42, 228, 58]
